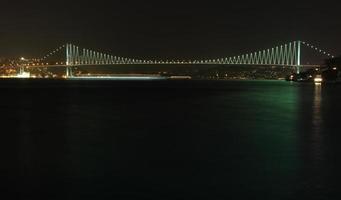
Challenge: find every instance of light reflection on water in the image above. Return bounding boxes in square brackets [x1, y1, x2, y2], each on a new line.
[311, 84, 325, 163]
[312, 83, 323, 142]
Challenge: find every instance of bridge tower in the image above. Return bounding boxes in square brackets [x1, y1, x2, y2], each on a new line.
[66, 43, 73, 78]
[296, 40, 301, 74]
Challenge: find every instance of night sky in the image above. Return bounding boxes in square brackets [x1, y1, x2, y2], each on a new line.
[1, 0, 340, 60]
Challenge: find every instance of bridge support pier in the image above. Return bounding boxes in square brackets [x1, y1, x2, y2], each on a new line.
[19, 66, 25, 75]
[66, 66, 73, 78]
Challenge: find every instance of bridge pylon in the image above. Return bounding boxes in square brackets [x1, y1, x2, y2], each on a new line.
[296, 40, 301, 74]
[65, 43, 74, 78]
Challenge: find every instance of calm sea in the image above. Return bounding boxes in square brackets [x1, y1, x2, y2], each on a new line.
[1, 79, 341, 200]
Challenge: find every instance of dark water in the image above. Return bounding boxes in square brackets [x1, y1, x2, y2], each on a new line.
[1, 79, 341, 200]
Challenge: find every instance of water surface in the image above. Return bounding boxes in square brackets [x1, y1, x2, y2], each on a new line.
[1, 80, 340, 200]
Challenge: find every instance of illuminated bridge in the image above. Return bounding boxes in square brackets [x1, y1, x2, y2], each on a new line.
[21, 40, 335, 77]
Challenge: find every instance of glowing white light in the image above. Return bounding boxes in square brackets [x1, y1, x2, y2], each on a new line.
[314, 77, 323, 83]
[17, 72, 30, 78]
[314, 74, 323, 83]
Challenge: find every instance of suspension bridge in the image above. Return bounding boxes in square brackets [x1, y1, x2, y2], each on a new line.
[20, 40, 335, 78]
